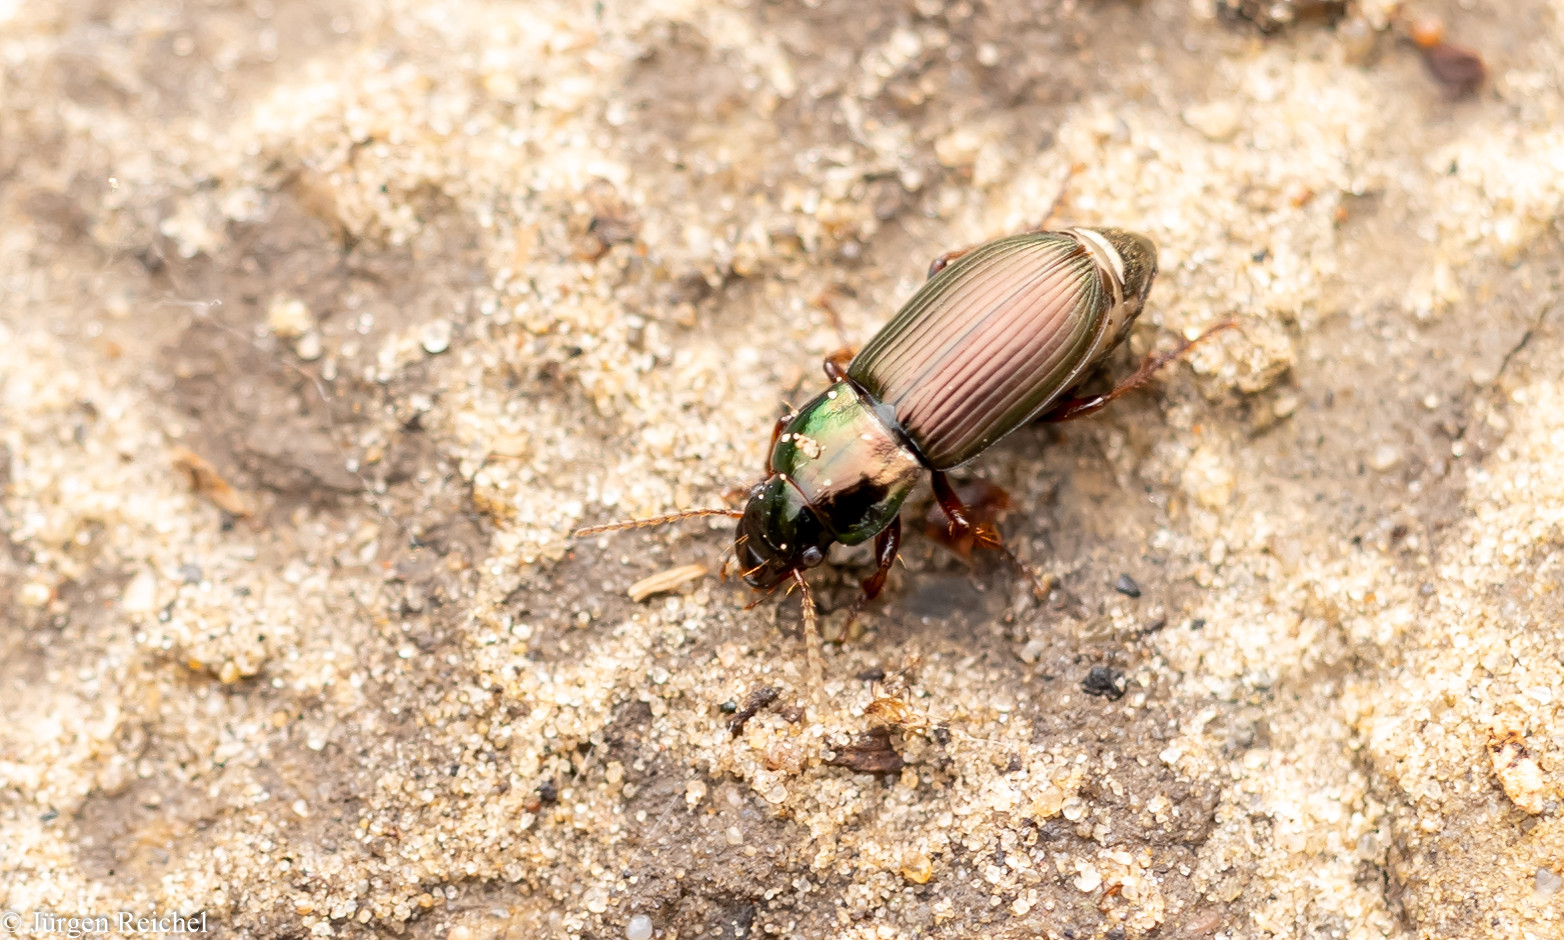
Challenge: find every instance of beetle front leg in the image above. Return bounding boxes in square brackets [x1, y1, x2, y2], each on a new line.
[837, 517, 902, 635]
[860, 517, 902, 601]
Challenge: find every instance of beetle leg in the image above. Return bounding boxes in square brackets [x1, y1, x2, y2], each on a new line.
[835, 516, 902, 636]
[931, 471, 986, 541]
[926, 246, 976, 279]
[823, 347, 856, 382]
[812, 285, 857, 351]
[1038, 319, 1236, 423]
[860, 517, 902, 601]
[931, 472, 1051, 597]
[922, 478, 1012, 558]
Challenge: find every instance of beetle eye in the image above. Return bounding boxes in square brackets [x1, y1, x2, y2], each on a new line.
[799, 545, 825, 568]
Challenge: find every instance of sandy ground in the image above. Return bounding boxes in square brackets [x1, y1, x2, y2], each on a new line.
[2, 0, 1563, 937]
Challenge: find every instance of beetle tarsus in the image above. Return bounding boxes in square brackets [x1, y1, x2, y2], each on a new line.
[926, 247, 974, 279]
[812, 284, 858, 351]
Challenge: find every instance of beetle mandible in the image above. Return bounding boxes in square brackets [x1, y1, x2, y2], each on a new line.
[580, 226, 1215, 618]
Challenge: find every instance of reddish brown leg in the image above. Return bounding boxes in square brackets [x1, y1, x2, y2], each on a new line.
[922, 478, 1012, 558]
[932, 472, 1051, 597]
[766, 411, 790, 472]
[932, 471, 984, 542]
[823, 347, 855, 382]
[1038, 320, 1236, 423]
[860, 517, 902, 601]
[812, 286, 857, 351]
[927, 247, 977, 279]
[839, 517, 902, 634]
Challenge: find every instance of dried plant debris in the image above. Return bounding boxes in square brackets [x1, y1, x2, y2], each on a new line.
[170, 446, 255, 518]
[825, 726, 906, 775]
[1217, 0, 1347, 33]
[726, 686, 781, 737]
[626, 562, 707, 602]
[1488, 717, 1550, 816]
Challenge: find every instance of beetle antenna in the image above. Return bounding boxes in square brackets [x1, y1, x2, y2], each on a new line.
[791, 569, 825, 703]
[574, 508, 744, 538]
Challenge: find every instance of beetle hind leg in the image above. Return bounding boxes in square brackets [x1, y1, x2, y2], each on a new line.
[1038, 319, 1236, 423]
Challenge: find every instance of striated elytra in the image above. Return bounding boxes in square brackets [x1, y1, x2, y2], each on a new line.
[735, 228, 1158, 599]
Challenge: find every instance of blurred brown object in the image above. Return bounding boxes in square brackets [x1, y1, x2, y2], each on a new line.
[1418, 42, 1485, 98]
[1407, 13, 1485, 98]
[171, 447, 255, 517]
[1217, 0, 1347, 33]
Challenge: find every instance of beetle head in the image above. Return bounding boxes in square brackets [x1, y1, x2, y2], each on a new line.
[734, 475, 833, 589]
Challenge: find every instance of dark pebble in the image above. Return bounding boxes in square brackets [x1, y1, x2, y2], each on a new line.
[1081, 665, 1126, 700]
[1115, 574, 1142, 598]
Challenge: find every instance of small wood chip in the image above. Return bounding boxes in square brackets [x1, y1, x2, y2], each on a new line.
[171, 446, 254, 517]
[1489, 717, 1548, 815]
[626, 563, 707, 602]
[825, 726, 906, 775]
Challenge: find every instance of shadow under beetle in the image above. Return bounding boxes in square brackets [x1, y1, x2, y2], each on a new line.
[579, 226, 1220, 620]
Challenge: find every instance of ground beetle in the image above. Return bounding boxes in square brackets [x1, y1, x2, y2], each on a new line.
[580, 226, 1216, 623]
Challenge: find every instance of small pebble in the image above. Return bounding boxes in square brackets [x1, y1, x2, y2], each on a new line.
[1368, 444, 1402, 472]
[1338, 16, 1376, 64]
[1082, 665, 1126, 700]
[1115, 574, 1142, 598]
[295, 329, 323, 361]
[1409, 15, 1446, 48]
[267, 296, 315, 338]
[421, 318, 453, 354]
[121, 569, 158, 614]
[1182, 100, 1241, 142]
[1535, 867, 1563, 897]
[20, 581, 51, 607]
[626, 914, 654, 940]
